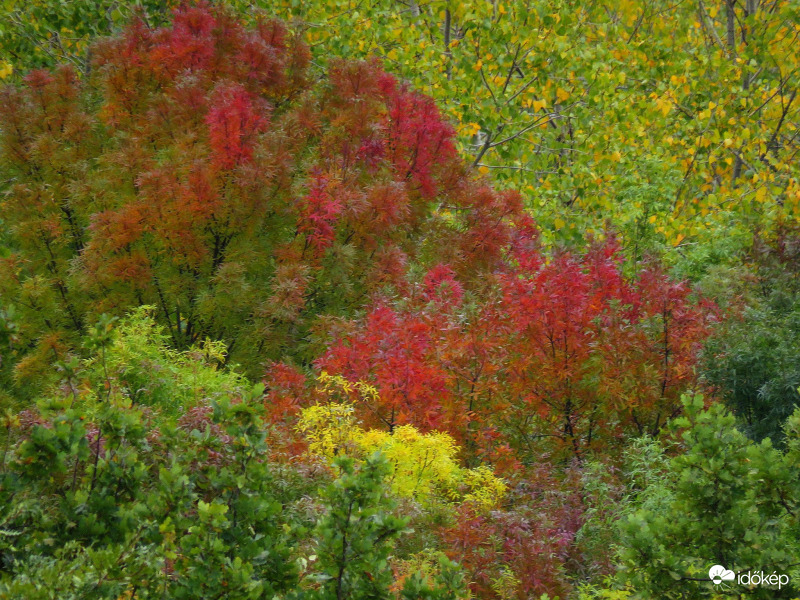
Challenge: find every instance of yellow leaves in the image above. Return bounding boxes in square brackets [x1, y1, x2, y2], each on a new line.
[473, 60, 483, 71]
[612, 48, 630, 61]
[648, 215, 658, 224]
[462, 466, 508, 510]
[610, 150, 622, 162]
[296, 402, 359, 458]
[532, 98, 548, 112]
[723, 138, 734, 147]
[554, 217, 566, 230]
[655, 97, 672, 116]
[708, 5, 718, 18]
[556, 87, 570, 102]
[478, 165, 490, 175]
[361, 424, 462, 500]
[316, 371, 354, 395]
[0, 62, 13, 79]
[298, 376, 506, 510]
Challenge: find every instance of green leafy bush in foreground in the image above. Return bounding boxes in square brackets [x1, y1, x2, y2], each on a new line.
[0, 310, 467, 599]
[615, 395, 800, 599]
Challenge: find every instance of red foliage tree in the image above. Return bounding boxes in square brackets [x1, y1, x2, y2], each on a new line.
[0, 3, 516, 380]
[312, 233, 715, 462]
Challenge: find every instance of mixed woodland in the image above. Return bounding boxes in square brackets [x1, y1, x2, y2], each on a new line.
[0, 1, 799, 598]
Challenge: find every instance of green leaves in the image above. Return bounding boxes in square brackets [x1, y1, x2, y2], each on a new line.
[616, 396, 800, 598]
[302, 453, 409, 600]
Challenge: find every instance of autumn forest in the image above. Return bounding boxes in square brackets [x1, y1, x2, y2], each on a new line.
[0, 1, 799, 599]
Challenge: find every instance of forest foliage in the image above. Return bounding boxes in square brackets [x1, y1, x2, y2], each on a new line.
[1, 2, 799, 599]
[3, 0, 800, 261]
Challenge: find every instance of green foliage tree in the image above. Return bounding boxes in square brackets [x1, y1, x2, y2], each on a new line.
[702, 230, 800, 443]
[301, 453, 467, 600]
[0, 0, 174, 76]
[254, 0, 800, 263]
[302, 453, 408, 600]
[616, 394, 800, 599]
[0, 312, 298, 598]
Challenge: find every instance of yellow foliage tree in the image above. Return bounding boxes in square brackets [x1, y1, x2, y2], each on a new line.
[297, 374, 507, 510]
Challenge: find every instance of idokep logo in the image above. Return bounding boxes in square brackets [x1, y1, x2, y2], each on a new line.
[708, 565, 735, 585]
[709, 564, 790, 590]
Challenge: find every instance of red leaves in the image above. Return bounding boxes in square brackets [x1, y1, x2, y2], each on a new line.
[441, 466, 584, 599]
[306, 238, 715, 461]
[151, 2, 218, 75]
[297, 173, 343, 257]
[263, 362, 307, 421]
[422, 264, 464, 306]
[381, 78, 457, 198]
[319, 302, 450, 432]
[205, 82, 267, 168]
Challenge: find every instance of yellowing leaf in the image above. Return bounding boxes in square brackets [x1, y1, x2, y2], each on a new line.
[556, 87, 570, 102]
[532, 98, 547, 112]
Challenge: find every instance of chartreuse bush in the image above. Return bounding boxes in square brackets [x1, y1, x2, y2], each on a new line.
[296, 373, 507, 511]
